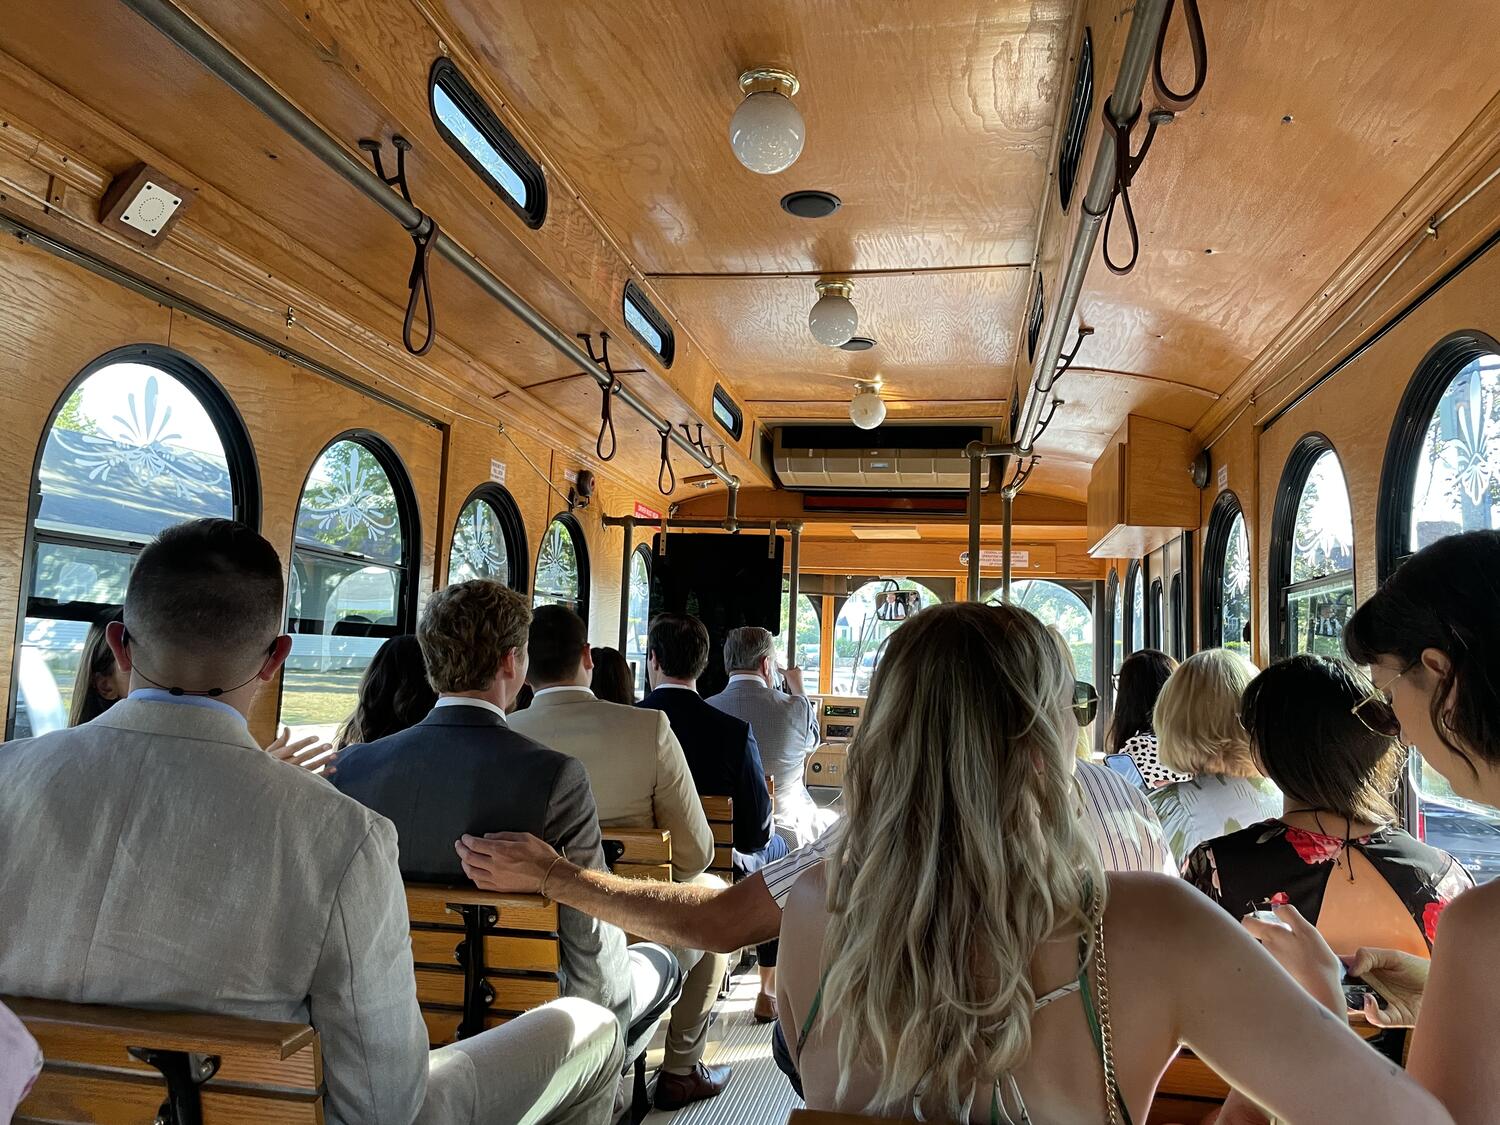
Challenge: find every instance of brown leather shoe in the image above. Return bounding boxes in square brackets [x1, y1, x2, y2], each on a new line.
[654, 1062, 732, 1109]
[753, 991, 778, 1024]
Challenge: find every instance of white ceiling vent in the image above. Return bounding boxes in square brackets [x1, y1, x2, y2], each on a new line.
[851, 525, 921, 540]
[772, 424, 993, 490]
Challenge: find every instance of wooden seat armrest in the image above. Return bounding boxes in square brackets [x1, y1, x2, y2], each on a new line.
[2, 995, 314, 1061]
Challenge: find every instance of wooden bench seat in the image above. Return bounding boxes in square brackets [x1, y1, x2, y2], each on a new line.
[601, 825, 673, 881]
[405, 884, 560, 1047]
[7, 994, 323, 1124]
[701, 795, 736, 879]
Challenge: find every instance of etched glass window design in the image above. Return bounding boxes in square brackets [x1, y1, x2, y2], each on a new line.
[1410, 353, 1500, 547]
[281, 438, 409, 742]
[831, 579, 940, 696]
[534, 517, 585, 616]
[1130, 566, 1145, 652]
[626, 546, 651, 692]
[15, 359, 242, 739]
[450, 497, 511, 586]
[1286, 449, 1354, 658]
[1109, 573, 1124, 678]
[1221, 512, 1250, 656]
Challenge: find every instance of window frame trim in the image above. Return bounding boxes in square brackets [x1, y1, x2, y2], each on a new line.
[1270, 432, 1353, 658]
[1200, 489, 1246, 649]
[1123, 559, 1143, 655]
[622, 279, 675, 368]
[448, 482, 529, 592]
[711, 384, 744, 441]
[1058, 27, 1094, 213]
[9, 344, 261, 738]
[1375, 329, 1500, 582]
[428, 57, 548, 229]
[534, 512, 591, 624]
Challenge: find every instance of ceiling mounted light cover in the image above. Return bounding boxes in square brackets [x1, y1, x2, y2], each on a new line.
[809, 279, 857, 347]
[730, 68, 804, 174]
[849, 382, 886, 430]
[839, 335, 876, 352]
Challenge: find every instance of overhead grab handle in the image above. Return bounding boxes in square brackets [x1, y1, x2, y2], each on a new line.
[580, 331, 622, 461]
[657, 427, 676, 495]
[1152, 0, 1209, 112]
[361, 135, 438, 355]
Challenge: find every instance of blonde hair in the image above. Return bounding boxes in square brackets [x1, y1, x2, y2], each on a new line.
[418, 579, 531, 692]
[1155, 648, 1260, 777]
[1046, 624, 1093, 760]
[821, 603, 1103, 1117]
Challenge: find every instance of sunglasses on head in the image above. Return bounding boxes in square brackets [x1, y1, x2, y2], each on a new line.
[1350, 663, 1412, 739]
[1072, 680, 1099, 728]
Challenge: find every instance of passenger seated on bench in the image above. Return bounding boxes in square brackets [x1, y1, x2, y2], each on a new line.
[1146, 649, 1281, 860]
[774, 601, 1451, 1124]
[68, 607, 126, 725]
[1110, 648, 1184, 788]
[333, 633, 437, 749]
[334, 579, 631, 1037]
[1183, 655, 1471, 958]
[588, 645, 637, 705]
[511, 606, 728, 1109]
[0, 519, 623, 1125]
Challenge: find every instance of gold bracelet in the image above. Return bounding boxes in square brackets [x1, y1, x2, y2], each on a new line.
[539, 853, 566, 899]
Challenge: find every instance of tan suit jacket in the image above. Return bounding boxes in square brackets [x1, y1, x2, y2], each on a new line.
[509, 688, 714, 881]
[0, 698, 427, 1125]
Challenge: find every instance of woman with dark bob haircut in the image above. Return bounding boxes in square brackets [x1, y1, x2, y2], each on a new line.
[334, 634, 437, 749]
[1241, 530, 1500, 1122]
[1108, 649, 1185, 788]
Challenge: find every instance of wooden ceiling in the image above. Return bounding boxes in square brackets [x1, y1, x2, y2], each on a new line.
[2, 0, 1498, 508]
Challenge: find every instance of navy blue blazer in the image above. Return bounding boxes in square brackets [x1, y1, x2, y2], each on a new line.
[637, 687, 773, 855]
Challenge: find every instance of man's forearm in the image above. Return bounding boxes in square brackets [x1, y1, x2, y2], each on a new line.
[545, 863, 779, 952]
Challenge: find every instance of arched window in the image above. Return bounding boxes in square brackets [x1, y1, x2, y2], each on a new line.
[831, 579, 939, 696]
[1169, 574, 1184, 658]
[780, 590, 824, 694]
[1202, 492, 1250, 655]
[1149, 578, 1165, 649]
[282, 435, 417, 739]
[1107, 570, 1123, 679]
[1379, 335, 1500, 577]
[534, 514, 589, 622]
[448, 484, 527, 589]
[12, 348, 257, 738]
[626, 545, 651, 691]
[1272, 437, 1354, 658]
[990, 579, 1094, 685]
[1125, 561, 1144, 653]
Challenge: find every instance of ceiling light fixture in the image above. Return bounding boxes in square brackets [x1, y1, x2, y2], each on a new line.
[849, 380, 886, 430]
[729, 68, 804, 174]
[809, 279, 857, 347]
[780, 189, 841, 218]
[839, 335, 876, 352]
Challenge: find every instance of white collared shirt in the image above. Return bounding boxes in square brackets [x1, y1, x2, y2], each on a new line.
[532, 685, 594, 701]
[726, 673, 767, 688]
[434, 695, 507, 720]
[651, 683, 698, 694]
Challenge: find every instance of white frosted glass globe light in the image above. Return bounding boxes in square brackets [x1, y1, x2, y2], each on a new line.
[850, 387, 886, 430]
[809, 291, 858, 347]
[729, 90, 805, 174]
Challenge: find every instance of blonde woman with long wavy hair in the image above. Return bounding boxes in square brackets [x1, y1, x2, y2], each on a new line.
[776, 602, 1451, 1124]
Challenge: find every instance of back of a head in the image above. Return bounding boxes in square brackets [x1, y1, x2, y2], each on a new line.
[589, 646, 636, 705]
[723, 626, 775, 674]
[647, 613, 710, 681]
[418, 579, 530, 693]
[336, 634, 436, 747]
[1241, 654, 1400, 823]
[822, 601, 1101, 1116]
[527, 603, 588, 686]
[1155, 649, 1259, 778]
[1346, 529, 1500, 771]
[123, 519, 283, 682]
[1108, 648, 1177, 751]
[70, 607, 125, 726]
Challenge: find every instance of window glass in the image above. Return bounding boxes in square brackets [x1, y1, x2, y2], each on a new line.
[429, 59, 544, 226]
[1130, 569, 1145, 651]
[623, 281, 674, 366]
[832, 579, 939, 695]
[1170, 575, 1184, 658]
[1150, 580, 1165, 648]
[534, 517, 586, 616]
[779, 590, 823, 694]
[991, 580, 1093, 685]
[626, 547, 651, 692]
[15, 358, 245, 740]
[1286, 449, 1354, 657]
[282, 438, 409, 742]
[433, 83, 528, 207]
[1409, 353, 1500, 547]
[1110, 575, 1124, 676]
[1221, 511, 1250, 655]
[450, 497, 510, 586]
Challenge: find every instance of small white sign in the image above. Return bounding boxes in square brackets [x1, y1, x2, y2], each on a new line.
[959, 549, 1030, 568]
[564, 468, 578, 484]
[1217, 464, 1230, 491]
[489, 459, 507, 485]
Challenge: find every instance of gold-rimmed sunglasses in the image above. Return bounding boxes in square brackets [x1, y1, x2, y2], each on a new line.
[1350, 663, 1413, 738]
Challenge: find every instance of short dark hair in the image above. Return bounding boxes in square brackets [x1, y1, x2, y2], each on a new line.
[648, 613, 710, 680]
[1108, 648, 1176, 752]
[1240, 654, 1399, 824]
[123, 519, 283, 660]
[528, 604, 589, 685]
[1346, 530, 1500, 771]
[419, 579, 530, 692]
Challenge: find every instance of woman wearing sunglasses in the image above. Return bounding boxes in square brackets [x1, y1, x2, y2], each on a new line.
[1233, 530, 1500, 1123]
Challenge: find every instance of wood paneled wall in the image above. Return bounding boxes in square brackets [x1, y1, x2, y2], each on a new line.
[0, 236, 653, 743]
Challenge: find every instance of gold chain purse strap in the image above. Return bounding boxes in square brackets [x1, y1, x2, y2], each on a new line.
[1093, 914, 1124, 1125]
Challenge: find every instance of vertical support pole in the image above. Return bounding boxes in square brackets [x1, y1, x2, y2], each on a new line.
[617, 517, 634, 652]
[1001, 490, 1015, 604]
[787, 522, 802, 667]
[966, 451, 982, 602]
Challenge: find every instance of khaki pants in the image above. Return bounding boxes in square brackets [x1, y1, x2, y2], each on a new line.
[662, 874, 730, 1074]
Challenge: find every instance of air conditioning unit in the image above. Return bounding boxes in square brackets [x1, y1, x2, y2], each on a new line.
[772, 424, 995, 490]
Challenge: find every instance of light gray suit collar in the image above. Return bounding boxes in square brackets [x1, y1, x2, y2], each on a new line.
[525, 686, 596, 710]
[90, 697, 263, 753]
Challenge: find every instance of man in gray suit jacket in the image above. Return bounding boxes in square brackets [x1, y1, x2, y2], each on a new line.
[0, 520, 622, 1125]
[334, 579, 631, 1039]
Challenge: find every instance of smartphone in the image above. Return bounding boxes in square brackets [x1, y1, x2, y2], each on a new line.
[1103, 753, 1146, 789]
[1342, 969, 1388, 1013]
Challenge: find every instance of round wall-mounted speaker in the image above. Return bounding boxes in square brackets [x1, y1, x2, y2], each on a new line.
[572, 469, 596, 508]
[1190, 449, 1212, 490]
